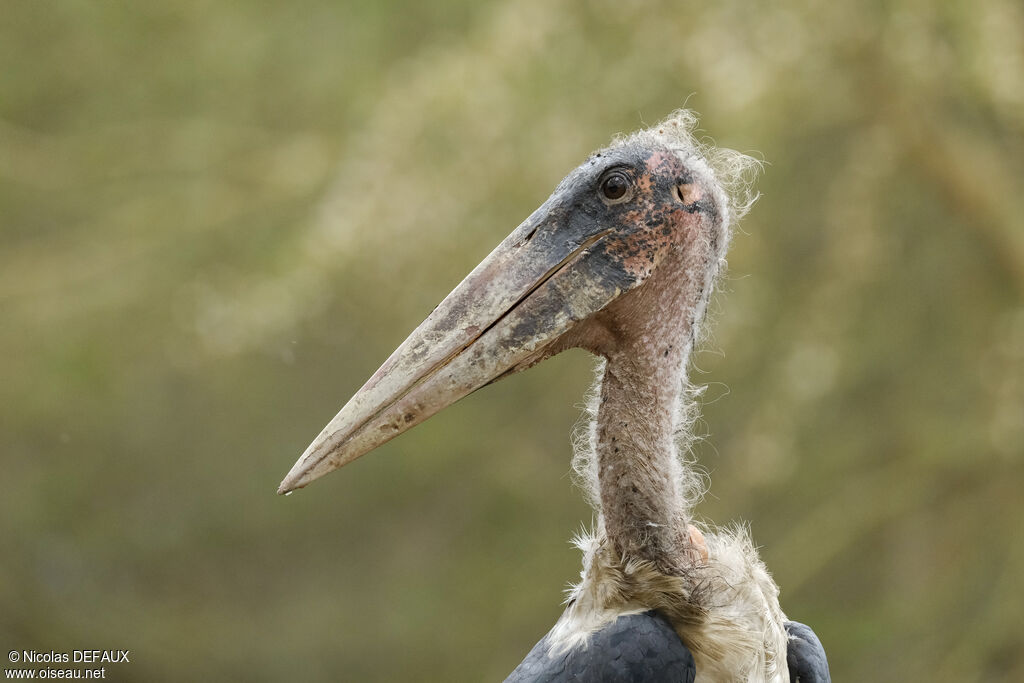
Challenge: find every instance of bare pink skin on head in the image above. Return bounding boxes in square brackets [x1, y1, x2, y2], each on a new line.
[605, 150, 713, 281]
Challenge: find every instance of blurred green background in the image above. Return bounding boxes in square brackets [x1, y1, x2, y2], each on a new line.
[2, 0, 1022, 680]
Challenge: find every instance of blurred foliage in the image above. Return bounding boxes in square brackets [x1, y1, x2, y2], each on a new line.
[2, 0, 1022, 680]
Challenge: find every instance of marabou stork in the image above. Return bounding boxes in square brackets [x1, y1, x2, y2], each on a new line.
[279, 111, 829, 682]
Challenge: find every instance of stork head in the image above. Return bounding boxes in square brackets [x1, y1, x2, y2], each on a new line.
[279, 112, 754, 493]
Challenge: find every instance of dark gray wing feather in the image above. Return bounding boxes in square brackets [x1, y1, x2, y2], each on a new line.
[785, 621, 830, 682]
[505, 610, 696, 683]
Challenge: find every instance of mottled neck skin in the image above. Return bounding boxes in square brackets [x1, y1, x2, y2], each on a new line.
[587, 228, 715, 575]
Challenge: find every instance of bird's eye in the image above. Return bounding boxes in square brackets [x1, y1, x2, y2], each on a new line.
[600, 171, 631, 202]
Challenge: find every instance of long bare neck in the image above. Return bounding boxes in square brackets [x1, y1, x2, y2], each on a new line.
[597, 348, 689, 572]
[592, 241, 713, 575]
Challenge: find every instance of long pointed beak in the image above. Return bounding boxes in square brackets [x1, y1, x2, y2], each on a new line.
[279, 208, 630, 493]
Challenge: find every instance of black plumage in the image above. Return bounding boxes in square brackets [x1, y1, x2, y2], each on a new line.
[785, 621, 831, 682]
[505, 614, 830, 682]
[506, 611, 696, 683]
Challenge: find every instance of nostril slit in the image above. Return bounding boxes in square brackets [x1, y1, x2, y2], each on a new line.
[516, 225, 540, 247]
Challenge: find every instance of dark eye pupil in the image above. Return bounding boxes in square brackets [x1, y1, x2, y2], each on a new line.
[602, 173, 628, 200]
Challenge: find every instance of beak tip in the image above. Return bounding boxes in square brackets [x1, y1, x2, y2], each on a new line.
[277, 457, 315, 495]
[278, 442, 339, 495]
